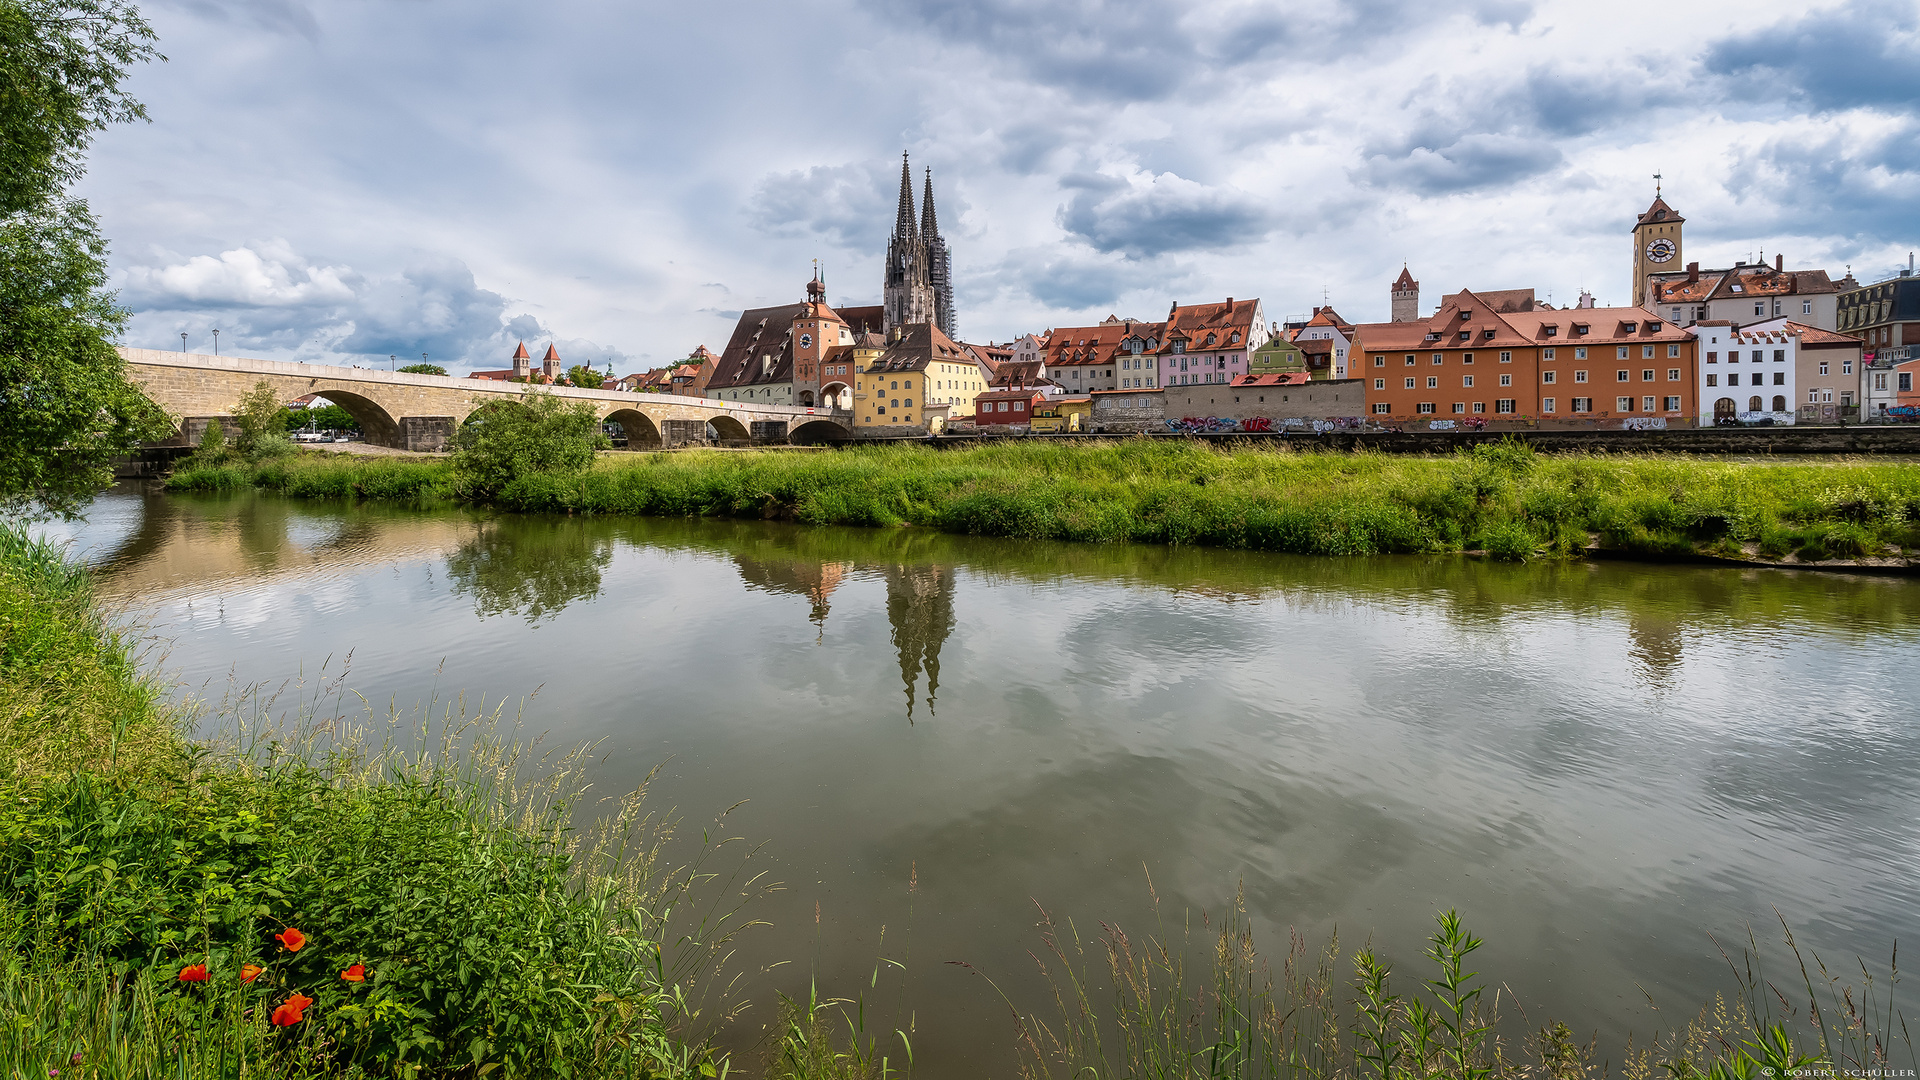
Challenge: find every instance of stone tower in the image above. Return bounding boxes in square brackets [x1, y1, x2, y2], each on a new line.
[884, 153, 935, 334]
[1391, 267, 1420, 322]
[1632, 188, 1684, 307]
[921, 168, 956, 340]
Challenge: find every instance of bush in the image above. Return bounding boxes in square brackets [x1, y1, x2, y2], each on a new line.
[450, 390, 608, 499]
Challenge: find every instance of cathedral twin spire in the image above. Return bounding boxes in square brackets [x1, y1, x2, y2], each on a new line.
[884, 152, 955, 339]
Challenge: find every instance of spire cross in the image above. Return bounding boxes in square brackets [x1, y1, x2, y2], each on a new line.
[1654, 171, 1662, 197]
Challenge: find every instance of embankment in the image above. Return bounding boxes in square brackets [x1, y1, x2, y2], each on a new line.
[163, 439, 1920, 567]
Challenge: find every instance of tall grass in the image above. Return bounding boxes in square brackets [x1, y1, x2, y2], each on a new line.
[960, 885, 1913, 1080]
[164, 441, 1920, 564]
[0, 521, 764, 1077]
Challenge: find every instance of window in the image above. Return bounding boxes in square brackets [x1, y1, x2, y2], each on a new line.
[1618, 396, 1633, 411]
[1405, 377, 1417, 389]
[1617, 369, 1630, 382]
[1640, 369, 1653, 381]
[1572, 397, 1592, 413]
[1463, 352, 1475, 364]
[1462, 375, 1475, 387]
[1773, 349, 1786, 362]
[1727, 373, 1739, 386]
[891, 380, 898, 389]
[1642, 396, 1656, 411]
[1374, 378, 1386, 389]
[1807, 389, 1819, 404]
[1667, 368, 1681, 381]
[1373, 402, 1391, 414]
[1496, 399, 1515, 413]
[1617, 346, 1629, 359]
[1542, 397, 1557, 412]
[1499, 351, 1512, 362]
[1375, 355, 1385, 367]
[1819, 361, 1829, 375]
[1405, 355, 1416, 365]
[1643, 345, 1656, 359]
[1843, 361, 1853, 375]
[1752, 350, 1763, 362]
[1417, 402, 1436, 414]
[1433, 353, 1444, 365]
[1426, 376, 1439, 388]
[1878, 373, 1888, 390]
[1754, 301, 1765, 316]
[1897, 373, 1911, 393]
[1542, 371, 1557, 384]
[1499, 374, 1512, 387]
[1575, 347, 1588, 360]
[1773, 371, 1785, 385]
[1706, 351, 1717, 362]
[1543, 348, 1556, 360]
[1575, 370, 1588, 383]
[1803, 300, 1813, 315]
[1452, 402, 1466, 414]
[1668, 344, 1680, 358]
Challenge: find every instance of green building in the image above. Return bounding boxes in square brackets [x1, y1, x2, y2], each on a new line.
[1250, 336, 1310, 378]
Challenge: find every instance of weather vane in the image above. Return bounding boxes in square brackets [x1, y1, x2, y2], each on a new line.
[1654, 171, 1663, 197]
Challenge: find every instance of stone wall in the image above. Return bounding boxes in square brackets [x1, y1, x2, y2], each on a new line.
[1163, 379, 1365, 424]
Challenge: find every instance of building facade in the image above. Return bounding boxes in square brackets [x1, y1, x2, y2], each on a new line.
[1694, 321, 1797, 426]
[854, 322, 982, 432]
[1353, 289, 1698, 429]
[1038, 316, 1157, 394]
[1157, 298, 1267, 389]
[1837, 260, 1920, 358]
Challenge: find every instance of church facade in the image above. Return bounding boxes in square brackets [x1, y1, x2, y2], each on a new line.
[884, 153, 956, 339]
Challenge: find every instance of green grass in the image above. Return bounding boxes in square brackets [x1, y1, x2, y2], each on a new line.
[0, 520, 751, 1078]
[168, 441, 1920, 564]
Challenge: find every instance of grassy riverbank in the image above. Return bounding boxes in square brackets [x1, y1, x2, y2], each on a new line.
[0, 522, 734, 1077]
[169, 440, 1920, 564]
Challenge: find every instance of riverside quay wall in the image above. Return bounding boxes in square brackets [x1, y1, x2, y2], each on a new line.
[925, 425, 1920, 454]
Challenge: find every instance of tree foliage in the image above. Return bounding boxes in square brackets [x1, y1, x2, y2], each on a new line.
[397, 362, 445, 376]
[0, 201, 172, 517]
[0, 0, 169, 518]
[449, 389, 608, 498]
[567, 364, 604, 389]
[281, 403, 360, 432]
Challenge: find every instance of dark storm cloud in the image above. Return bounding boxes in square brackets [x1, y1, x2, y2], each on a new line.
[1057, 172, 1273, 258]
[1729, 121, 1920, 240]
[1704, 1, 1920, 113]
[999, 246, 1194, 310]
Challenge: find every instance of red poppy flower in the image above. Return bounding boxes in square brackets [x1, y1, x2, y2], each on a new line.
[275, 928, 306, 953]
[240, 964, 263, 984]
[271, 993, 313, 1026]
[178, 963, 208, 983]
[340, 963, 365, 982]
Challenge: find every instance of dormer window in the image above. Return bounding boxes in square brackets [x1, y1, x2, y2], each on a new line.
[1172, 341, 1186, 354]
[1646, 321, 1662, 333]
[1459, 310, 1471, 320]
[1542, 325, 1558, 336]
[1228, 331, 1240, 344]
[1482, 329, 1495, 340]
[1730, 284, 1744, 293]
[1457, 331, 1471, 341]
[1622, 322, 1636, 334]
[1573, 324, 1590, 336]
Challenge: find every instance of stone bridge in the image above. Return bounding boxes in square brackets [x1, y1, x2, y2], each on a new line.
[118, 348, 854, 451]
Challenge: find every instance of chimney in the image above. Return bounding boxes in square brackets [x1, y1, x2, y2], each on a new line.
[1169, 300, 1178, 317]
[1775, 253, 1784, 272]
[1687, 261, 1699, 283]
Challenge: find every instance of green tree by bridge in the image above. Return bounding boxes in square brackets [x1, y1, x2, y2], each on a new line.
[0, 0, 172, 518]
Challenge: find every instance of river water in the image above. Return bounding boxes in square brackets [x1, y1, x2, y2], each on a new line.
[44, 485, 1920, 1074]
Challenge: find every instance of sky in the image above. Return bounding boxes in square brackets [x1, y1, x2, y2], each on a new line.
[77, 0, 1920, 375]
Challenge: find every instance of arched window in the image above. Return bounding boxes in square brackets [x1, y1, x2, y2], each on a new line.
[1772, 395, 1787, 412]
[1749, 396, 1763, 411]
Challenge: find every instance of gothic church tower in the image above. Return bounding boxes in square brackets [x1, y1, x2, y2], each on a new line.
[883, 152, 955, 336]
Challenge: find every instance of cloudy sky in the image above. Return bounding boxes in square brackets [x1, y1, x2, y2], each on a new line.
[79, 0, 1920, 374]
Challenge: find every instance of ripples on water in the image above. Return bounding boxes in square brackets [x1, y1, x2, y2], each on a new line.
[42, 485, 1920, 1075]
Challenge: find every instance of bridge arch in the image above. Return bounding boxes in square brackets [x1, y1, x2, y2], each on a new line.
[603, 407, 662, 450]
[307, 387, 402, 446]
[789, 418, 851, 445]
[708, 414, 751, 444]
[821, 381, 852, 410]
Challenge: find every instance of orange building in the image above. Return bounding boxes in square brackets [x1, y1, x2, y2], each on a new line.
[1351, 288, 1699, 428]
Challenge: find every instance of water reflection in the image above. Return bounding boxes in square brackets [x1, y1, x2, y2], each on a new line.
[446, 521, 613, 624]
[50, 485, 1920, 1078]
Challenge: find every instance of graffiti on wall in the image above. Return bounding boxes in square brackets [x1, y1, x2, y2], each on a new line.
[1621, 417, 1669, 431]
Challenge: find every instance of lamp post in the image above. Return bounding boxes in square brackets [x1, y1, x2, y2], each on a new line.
[390, 355, 396, 371]
[211, 328, 220, 356]
[180, 332, 187, 353]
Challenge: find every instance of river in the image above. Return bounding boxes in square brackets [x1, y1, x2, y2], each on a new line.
[43, 485, 1920, 1074]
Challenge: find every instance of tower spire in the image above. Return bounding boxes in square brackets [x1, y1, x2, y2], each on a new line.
[920, 166, 940, 238]
[895, 151, 917, 239]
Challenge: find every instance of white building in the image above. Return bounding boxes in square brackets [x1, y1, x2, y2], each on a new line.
[1695, 320, 1798, 426]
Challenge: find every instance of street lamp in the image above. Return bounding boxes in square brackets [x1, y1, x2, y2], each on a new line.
[211, 328, 220, 356]
[390, 355, 396, 371]
[180, 332, 187, 353]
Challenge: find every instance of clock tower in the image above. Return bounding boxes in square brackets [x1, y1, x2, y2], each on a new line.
[1632, 184, 1684, 308]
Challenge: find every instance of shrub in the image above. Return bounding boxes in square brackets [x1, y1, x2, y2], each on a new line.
[450, 390, 608, 499]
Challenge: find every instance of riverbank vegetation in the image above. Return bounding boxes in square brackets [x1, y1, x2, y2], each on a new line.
[168, 439, 1920, 564]
[0, 519, 751, 1077]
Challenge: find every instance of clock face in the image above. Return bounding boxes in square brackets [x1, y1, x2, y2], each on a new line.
[798, 333, 813, 349]
[1646, 238, 1677, 264]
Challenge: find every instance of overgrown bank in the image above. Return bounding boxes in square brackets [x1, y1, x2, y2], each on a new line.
[0, 521, 732, 1077]
[169, 440, 1920, 565]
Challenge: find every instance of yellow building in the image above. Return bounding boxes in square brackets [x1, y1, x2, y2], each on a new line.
[855, 322, 990, 430]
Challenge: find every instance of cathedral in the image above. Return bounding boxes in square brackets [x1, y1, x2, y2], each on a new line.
[884, 152, 956, 339]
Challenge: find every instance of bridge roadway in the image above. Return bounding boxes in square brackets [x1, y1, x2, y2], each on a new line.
[118, 348, 853, 450]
